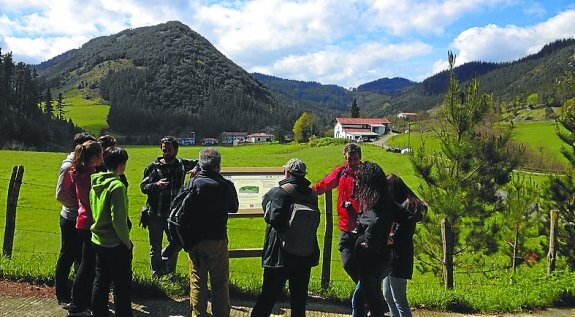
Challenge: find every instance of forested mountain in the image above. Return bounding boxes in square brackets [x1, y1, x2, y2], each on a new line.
[252, 73, 352, 110]
[392, 38, 575, 112]
[255, 39, 575, 117]
[356, 77, 415, 95]
[0, 50, 80, 150]
[37, 21, 301, 139]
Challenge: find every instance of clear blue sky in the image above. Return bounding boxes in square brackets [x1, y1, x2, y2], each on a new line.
[1, 0, 574, 88]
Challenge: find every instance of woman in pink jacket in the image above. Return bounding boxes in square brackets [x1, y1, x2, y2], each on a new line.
[68, 140, 103, 316]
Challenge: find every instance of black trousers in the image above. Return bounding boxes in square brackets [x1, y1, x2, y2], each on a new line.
[55, 216, 82, 303]
[69, 229, 96, 313]
[91, 244, 133, 317]
[251, 265, 312, 317]
[338, 231, 359, 282]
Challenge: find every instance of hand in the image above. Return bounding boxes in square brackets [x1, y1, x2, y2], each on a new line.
[157, 178, 169, 189]
[189, 167, 199, 178]
[125, 240, 133, 250]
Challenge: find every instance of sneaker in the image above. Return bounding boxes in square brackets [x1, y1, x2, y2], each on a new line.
[67, 309, 92, 316]
[58, 301, 71, 310]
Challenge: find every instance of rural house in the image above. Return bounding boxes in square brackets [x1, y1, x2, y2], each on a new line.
[334, 117, 391, 141]
[396, 112, 417, 120]
[246, 133, 274, 143]
[220, 131, 248, 144]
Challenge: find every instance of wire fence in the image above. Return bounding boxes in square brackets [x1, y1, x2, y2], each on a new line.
[0, 171, 344, 290]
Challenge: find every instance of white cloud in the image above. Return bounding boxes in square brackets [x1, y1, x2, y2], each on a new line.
[6, 35, 91, 63]
[368, 0, 514, 35]
[451, 9, 575, 64]
[254, 41, 432, 87]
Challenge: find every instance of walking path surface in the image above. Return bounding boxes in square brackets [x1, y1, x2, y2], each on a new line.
[2, 293, 575, 317]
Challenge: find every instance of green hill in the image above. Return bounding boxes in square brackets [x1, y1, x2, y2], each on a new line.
[37, 21, 298, 140]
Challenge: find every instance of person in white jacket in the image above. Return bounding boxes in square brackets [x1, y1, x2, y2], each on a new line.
[54, 132, 95, 308]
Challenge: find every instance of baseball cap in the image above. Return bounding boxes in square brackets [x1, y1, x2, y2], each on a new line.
[283, 158, 307, 177]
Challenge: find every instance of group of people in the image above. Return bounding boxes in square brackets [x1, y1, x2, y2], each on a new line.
[55, 133, 131, 317]
[54, 134, 425, 317]
[252, 143, 426, 317]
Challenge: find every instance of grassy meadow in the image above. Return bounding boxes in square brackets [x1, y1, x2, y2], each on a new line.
[62, 90, 109, 135]
[1, 131, 575, 312]
[0, 143, 418, 301]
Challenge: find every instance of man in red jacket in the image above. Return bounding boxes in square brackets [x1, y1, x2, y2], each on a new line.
[312, 143, 362, 281]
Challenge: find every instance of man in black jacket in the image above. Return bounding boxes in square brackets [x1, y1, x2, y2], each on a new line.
[140, 136, 198, 277]
[187, 147, 238, 317]
[251, 158, 319, 317]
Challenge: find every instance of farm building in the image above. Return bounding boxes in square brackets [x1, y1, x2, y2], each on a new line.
[246, 133, 274, 143]
[220, 131, 248, 144]
[334, 117, 391, 141]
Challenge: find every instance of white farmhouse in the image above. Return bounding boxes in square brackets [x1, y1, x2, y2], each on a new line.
[334, 117, 391, 141]
[247, 132, 274, 143]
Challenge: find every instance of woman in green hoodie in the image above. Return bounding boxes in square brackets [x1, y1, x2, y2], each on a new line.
[89, 147, 132, 317]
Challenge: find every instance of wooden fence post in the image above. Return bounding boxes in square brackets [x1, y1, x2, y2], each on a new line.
[321, 190, 333, 290]
[3, 165, 24, 258]
[441, 218, 454, 289]
[547, 209, 559, 275]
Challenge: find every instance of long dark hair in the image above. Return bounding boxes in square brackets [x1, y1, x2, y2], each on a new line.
[354, 161, 389, 210]
[387, 174, 427, 212]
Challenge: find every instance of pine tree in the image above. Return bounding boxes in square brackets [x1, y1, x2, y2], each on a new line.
[44, 88, 54, 117]
[411, 52, 521, 289]
[56, 92, 65, 119]
[544, 73, 575, 270]
[350, 98, 359, 118]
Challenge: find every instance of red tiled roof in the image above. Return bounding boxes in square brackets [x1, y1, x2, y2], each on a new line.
[247, 133, 273, 137]
[336, 117, 391, 125]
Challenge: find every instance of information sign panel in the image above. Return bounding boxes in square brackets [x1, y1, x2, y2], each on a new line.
[221, 167, 284, 212]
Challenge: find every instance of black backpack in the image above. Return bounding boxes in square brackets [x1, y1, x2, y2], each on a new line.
[278, 183, 320, 257]
[167, 177, 200, 251]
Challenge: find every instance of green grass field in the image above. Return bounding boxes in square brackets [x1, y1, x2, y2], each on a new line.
[0, 143, 417, 300]
[62, 90, 109, 135]
[1, 139, 574, 312]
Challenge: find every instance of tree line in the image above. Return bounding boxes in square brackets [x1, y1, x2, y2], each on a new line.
[0, 50, 79, 151]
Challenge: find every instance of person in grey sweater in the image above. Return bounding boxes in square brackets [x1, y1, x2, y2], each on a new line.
[54, 132, 95, 308]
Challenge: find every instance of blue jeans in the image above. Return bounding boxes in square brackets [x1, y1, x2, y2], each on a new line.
[383, 275, 411, 317]
[147, 215, 181, 276]
[351, 282, 366, 317]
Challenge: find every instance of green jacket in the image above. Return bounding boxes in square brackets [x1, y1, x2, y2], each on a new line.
[90, 171, 130, 248]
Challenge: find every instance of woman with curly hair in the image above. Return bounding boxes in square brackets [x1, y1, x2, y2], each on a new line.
[352, 162, 421, 317]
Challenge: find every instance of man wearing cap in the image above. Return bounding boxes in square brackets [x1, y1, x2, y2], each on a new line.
[251, 158, 319, 317]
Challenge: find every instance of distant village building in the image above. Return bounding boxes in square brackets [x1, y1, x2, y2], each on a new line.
[246, 132, 274, 143]
[396, 112, 417, 120]
[177, 132, 196, 145]
[334, 117, 391, 141]
[220, 131, 248, 144]
[201, 137, 218, 145]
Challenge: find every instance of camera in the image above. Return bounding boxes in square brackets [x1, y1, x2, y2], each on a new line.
[341, 201, 352, 209]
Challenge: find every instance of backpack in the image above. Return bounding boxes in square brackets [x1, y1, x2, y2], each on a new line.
[278, 183, 320, 257]
[167, 177, 200, 251]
